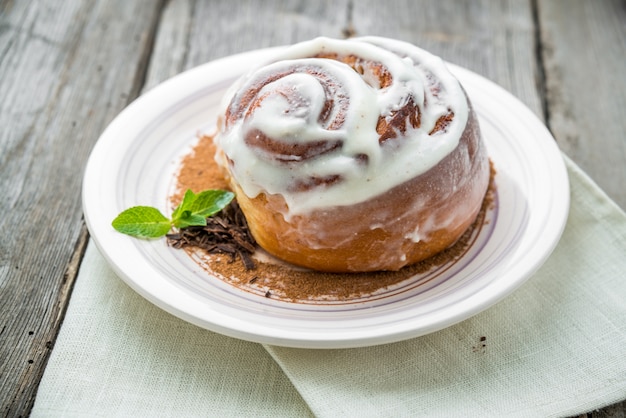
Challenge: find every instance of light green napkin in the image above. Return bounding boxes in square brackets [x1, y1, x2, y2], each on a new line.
[29, 242, 312, 417]
[32, 156, 626, 417]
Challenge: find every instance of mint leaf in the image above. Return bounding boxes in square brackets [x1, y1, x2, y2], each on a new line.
[171, 189, 196, 220]
[171, 189, 234, 229]
[112, 189, 235, 239]
[188, 190, 235, 218]
[112, 206, 172, 238]
[174, 214, 207, 229]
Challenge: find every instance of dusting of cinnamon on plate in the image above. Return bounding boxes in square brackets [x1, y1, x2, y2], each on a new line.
[169, 134, 497, 303]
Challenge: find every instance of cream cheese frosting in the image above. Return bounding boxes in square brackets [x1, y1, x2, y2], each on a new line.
[215, 36, 469, 216]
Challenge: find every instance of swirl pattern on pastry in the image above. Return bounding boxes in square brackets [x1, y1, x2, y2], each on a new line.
[216, 37, 469, 215]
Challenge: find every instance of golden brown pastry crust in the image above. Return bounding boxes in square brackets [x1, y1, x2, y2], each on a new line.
[216, 39, 490, 272]
[223, 96, 488, 272]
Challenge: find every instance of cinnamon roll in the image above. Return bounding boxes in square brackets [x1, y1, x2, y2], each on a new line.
[214, 37, 490, 272]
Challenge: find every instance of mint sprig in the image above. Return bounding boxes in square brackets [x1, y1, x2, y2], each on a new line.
[112, 189, 235, 238]
[111, 206, 172, 238]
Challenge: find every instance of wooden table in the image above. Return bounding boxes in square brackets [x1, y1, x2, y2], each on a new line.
[1, 1, 624, 416]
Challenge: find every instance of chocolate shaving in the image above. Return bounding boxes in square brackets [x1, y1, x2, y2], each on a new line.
[167, 200, 257, 270]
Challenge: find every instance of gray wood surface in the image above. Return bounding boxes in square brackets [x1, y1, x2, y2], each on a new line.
[538, 0, 626, 209]
[1, 0, 624, 416]
[0, 0, 165, 415]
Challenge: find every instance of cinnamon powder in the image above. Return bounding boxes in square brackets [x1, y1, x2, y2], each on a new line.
[169, 134, 497, 303]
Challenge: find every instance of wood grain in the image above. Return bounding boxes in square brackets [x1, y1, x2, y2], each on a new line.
[0, 0, 165, 415]
[537, 0, 626, 209]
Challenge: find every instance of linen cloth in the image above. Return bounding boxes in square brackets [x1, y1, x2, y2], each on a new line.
[32, 156, 626, 417]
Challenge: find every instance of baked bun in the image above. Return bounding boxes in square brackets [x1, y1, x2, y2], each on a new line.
[214, 37, 490, 272]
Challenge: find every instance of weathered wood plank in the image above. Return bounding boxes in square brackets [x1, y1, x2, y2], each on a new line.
[538, 0, 626, 209]
[143, 0, 194, 91]
[0, 0, 165, 415]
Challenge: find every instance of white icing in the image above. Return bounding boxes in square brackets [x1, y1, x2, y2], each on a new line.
[215, 36, 469, 215]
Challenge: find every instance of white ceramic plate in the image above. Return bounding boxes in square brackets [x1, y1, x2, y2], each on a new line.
[82, 47, 569, 349]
